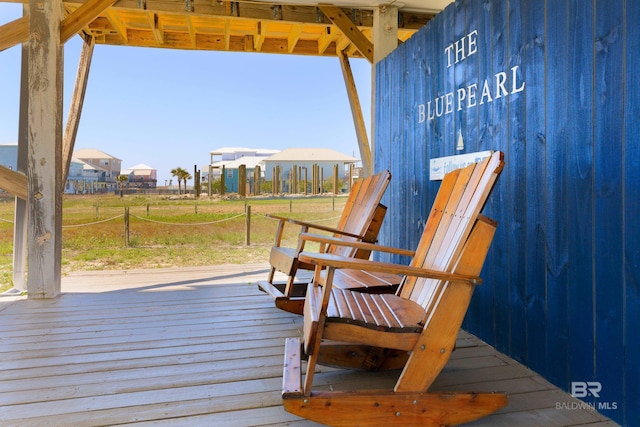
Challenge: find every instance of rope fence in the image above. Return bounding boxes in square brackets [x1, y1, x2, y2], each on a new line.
[130, 213, 245, 226]
[62, 215, 124, 228]
[2, 199, 344, 247]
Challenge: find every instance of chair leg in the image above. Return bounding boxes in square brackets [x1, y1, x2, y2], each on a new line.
[266, 266, 276, 284]
[283, 267, 297, 297]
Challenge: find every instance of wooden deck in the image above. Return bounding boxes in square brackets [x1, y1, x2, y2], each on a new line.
[0, 264, 616, 426]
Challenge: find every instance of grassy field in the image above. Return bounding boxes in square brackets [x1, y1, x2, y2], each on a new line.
[0, 193, 346, 293]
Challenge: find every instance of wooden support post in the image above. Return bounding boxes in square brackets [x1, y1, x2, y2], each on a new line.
[291, 164, 297, 194]
[304, 167, 308, 195]
[124, 207, 130, 246]
[371, 5, 398, 171]
[339, 51, 372, 177]
[272, 167, 276, 195]
[333, 164, 339, 194]
[245, 205, 251, 246]
[349, 163, 354, 191]
[238, 164, 246, 196]
[27, 0, 64, 298]
[253, 165, 260, 195]
[12, 26, 29, 292]
[220, 165, 226, 195]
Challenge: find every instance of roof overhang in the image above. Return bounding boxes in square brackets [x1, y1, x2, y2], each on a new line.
[2, 0, 450, 58]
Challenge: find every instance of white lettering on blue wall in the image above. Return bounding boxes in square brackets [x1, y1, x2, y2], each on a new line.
[444, 30, 478, 67]
[417, 29, 526, 124]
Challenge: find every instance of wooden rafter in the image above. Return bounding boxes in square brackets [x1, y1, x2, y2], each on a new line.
[1, 1, 432, 57]
[105, 9, 128, 42]
[287, 23, 303, 53]
[317, 26, 335, 55]
[147, 12, 164, 45]
[254, 21, 266, 51]
[60, 0, 118, 42]
[318, 5, 373, 62]
[187, 18, 197, 48]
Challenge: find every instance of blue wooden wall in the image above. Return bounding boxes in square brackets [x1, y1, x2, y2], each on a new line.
[374, 0, 638, 425]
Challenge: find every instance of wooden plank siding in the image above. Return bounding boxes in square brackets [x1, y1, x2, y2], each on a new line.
[623, 1, 640, 425]
[373, 0, 638, 425]
[0, 265, 614, 426]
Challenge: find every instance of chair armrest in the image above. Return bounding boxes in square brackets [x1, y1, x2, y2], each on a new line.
[300, 233, 415, 258]
[298, 252, 482, 285]
[265, 214, 370, 241]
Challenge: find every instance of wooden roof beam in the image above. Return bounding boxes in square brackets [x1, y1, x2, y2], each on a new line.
[61, 0, 118, 43]
[0, 166, 27, 200]
[318, 4, 373, 63]
[52, 0, 433, 29]
[63, 34, 95, 185]
[0, 0, 117, 51]
[0, 16, 28, 52]
[339, 50, 372, 176]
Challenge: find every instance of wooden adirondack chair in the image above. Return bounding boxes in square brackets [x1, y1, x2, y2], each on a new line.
[281, 151, 507, 426]
[258, 170, 401, 314]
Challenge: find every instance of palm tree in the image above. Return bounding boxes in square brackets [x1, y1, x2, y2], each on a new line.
[171, 167, 191, 194]
[116, 174, 128, 197]
[178, 168, 192, 194]
[171, 167, 183, 194]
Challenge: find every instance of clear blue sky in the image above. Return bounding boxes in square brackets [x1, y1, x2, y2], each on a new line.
[0, 4, 372, 185]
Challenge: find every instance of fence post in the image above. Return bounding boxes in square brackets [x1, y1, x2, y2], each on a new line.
[245, 205, 251, 246]
[124, 207, 130, 247]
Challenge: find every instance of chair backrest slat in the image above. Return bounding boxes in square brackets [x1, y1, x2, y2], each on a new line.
[400, 152, 503, 309]
[330, 171, 391, 258]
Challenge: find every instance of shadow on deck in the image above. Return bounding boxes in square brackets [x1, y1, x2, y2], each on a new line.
[0, 264, 616, 426]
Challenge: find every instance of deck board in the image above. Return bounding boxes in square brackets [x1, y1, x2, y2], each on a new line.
[0, 264, 615, 426]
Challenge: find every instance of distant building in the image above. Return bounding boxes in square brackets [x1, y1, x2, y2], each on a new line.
[121, 163, 157, 188]
[72, 148, 122, 188]
[208, 147, 279, 193]
[218, 156, 268, 193]
[0, 143, 18, 171]
[72, 148, 122, 191]
[65, 159, 100, 194]
[262, 148, 359, 182]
